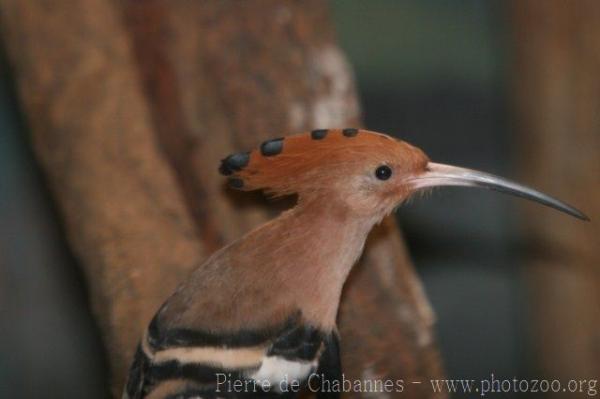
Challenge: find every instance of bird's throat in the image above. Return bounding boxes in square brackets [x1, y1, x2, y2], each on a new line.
[263, 200, 377, 329]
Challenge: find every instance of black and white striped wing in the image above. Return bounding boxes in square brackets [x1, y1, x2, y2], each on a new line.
[123, 314, 340, 399]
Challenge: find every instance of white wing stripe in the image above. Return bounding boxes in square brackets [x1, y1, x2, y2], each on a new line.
[248, 356, 317, 391]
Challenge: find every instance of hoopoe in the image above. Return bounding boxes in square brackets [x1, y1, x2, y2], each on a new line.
[123, 129, 587, 399]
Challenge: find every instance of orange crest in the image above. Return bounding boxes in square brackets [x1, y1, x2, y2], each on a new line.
[219, 128, 428, 198]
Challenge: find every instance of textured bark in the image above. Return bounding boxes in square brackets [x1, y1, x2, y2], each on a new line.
[511, 0, 600, 384]
[0, 0, 445, 397]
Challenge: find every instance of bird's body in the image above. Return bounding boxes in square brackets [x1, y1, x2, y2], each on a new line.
[126, 205, 367, 398]
[124, 129, 587, 399]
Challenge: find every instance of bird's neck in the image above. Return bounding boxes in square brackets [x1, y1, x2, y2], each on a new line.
[264, 198, 378, 329]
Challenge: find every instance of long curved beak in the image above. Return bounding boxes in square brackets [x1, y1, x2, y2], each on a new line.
[407, 162, 589, 221]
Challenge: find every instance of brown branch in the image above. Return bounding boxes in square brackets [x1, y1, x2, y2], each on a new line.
[0, 0, 206, 394]
[511, 0, 600, 384]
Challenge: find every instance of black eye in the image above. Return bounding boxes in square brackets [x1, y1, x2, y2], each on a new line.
[375, 165, 392, 180]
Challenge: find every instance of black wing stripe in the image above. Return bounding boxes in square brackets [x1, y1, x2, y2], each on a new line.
[125, 344, 150, 399]
[148, 312, 303, 350]
[315, 333, 342, 399]
[267, 323, 324, 361]
[164, 388, 297, 399]
[147, 361, 237, 385]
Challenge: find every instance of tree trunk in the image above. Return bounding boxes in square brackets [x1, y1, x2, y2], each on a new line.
[511, 0, 600, 385]
[0, 1, 445, 397]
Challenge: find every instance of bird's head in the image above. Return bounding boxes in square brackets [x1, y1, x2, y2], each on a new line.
[220, 129, 588, 222]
